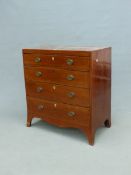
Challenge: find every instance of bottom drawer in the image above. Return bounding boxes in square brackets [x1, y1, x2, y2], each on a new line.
[27, 97, 90, 126]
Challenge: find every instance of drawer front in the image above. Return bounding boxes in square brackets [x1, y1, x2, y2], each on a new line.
[24, 67, 89, 88]
[23, 54, 89, 71]
[26, 80, 90, 107]
[27, 97, 90, 126]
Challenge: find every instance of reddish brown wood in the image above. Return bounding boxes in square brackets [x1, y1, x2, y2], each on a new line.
[24, 67, 89, 88]
[81, 127, 95, 145]
[26, 110, 32, 127]
[27, 97, 90, 126]
[23, 46, 111, 145]
[90, 48, 111, 137]
[22, 47, 106, 56]
[23, 48, 91, 56]
[26, 80, 90, 107]
[23, 54, 89, 71]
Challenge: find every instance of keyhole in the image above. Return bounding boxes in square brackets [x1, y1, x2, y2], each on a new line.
[53, 85, 56, 90]
[52, 57, 55, 61]
[54, 103, 57, 108]
[96, 59, 99, 62]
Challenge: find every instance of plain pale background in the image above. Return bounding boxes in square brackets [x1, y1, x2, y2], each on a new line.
[0, 0, 131, 175]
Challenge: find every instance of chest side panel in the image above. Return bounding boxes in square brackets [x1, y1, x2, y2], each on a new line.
[90, 48, 111, 130]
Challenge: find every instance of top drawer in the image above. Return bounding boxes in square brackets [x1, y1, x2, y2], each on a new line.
[23, 54, 90, 71]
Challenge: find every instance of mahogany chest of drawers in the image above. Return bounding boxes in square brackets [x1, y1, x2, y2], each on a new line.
[23, 47, 111, 145]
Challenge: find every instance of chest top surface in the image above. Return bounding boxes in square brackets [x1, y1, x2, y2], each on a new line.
[23, 46, 111, 56]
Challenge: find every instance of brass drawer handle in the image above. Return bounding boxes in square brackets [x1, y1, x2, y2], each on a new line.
[36, 87, 43, 92]
[35, 57, 41, 63]
[68, 111, 75, 117]
[66, 59, 74, 65]
[37, 105, 44, 110]
[67, 75, 75, 81]
[36, 71, 42, 77]
[67, 92, 75, 98]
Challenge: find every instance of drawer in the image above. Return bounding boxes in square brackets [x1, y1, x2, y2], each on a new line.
[27, 97, 90, 126]
[23, 54, 89, 71]
[26, 80, 90, 107]
[24, 67, 90, 88]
